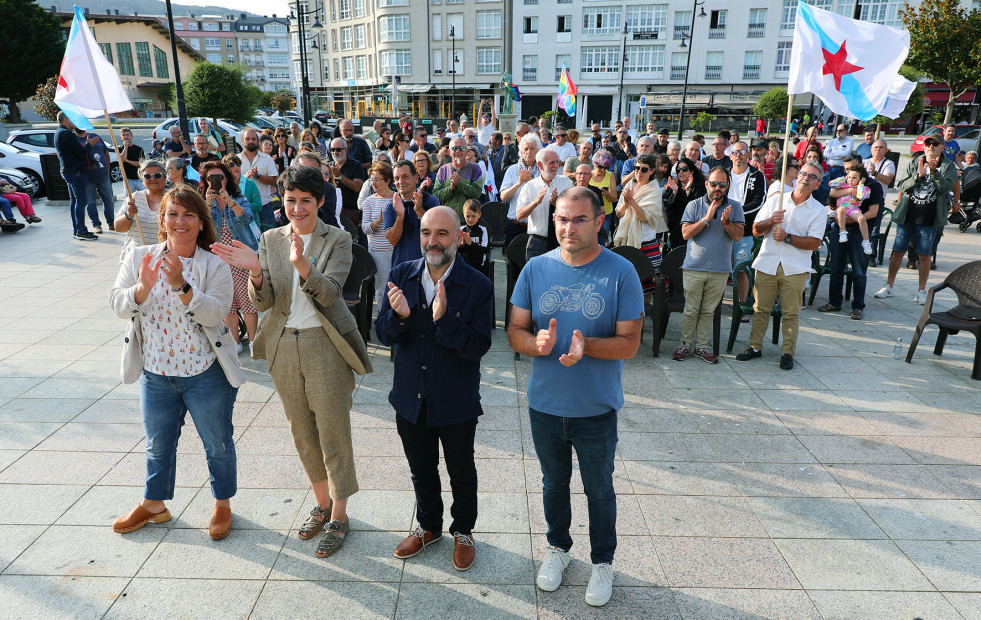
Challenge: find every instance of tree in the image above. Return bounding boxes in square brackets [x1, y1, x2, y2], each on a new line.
[871, 65, 925, 133]
[900, 0, 981, 124]
[270, 90, 294, 122]
[157, 83, 175, 114]
[0, 0, 63, 122]
[182, 62, 256, 125]
[753, 87, 789, 134]
[33, 76, 59, 121]
[690, 111, 717, 132]
[255, 90, 275, 109]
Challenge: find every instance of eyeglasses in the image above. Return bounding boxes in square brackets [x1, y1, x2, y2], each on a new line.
[595, 164, 608, 169]
[330, 147, 346, 152]
[142, 172, 164, 180]
[797, 171, 821, 182]
[676, 166, 691, 173]
[465, 134, 475, 139]
[556, 134, 567, 138]
[450, 146, 467, 152]
[636, 166, 651, 174]
[923, 140, 941, 147]
[707, 181, 728, 188]
[553, 215, 597, 226]
[226, 162, 239, 168]
[731, 149, 749, 156]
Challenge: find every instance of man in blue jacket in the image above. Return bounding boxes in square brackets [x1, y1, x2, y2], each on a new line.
[54, 112, 100, 240]
[375, 205, 493, 573]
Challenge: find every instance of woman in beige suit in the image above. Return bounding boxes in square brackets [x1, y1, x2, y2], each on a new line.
[211, 165, 372, 558]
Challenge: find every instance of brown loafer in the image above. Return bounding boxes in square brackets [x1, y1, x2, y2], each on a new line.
[452, 532, 476, 571]
[394, 526, 442, 559]
[210, 506, 233, 540]
[113, 504, 171, 533]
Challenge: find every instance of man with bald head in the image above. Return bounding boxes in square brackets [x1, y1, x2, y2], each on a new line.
[433, 137, 483, 216]
[333, 119, 373, 170]
[564, 140, 593, 179]
[376, 205, 494, 574]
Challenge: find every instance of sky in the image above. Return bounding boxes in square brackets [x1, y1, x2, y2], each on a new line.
[171, 0, 293, 18]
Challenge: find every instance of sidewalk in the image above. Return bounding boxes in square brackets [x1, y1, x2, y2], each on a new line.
[1, 199, 979, 619]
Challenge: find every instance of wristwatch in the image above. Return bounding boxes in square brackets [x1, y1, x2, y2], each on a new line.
[784, 234, 794, 245]
[171, 280, 191, 295]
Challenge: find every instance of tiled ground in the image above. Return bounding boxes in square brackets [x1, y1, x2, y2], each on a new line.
[1, 194, 980, 619]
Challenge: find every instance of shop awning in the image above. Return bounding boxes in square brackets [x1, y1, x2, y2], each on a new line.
[925, 85, 976, 106]
[383, 84, 433, 94]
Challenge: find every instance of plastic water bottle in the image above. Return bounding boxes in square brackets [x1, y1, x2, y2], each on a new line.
[892, 338, 903, 360]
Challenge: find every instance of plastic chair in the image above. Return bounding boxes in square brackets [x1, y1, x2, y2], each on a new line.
[873, 207, 893, 267]
[906, 260, 981, 380]
[480, 201, 508, 253]
[344, 244, 377, 343]
[808, 229, 853, 306]
[339, 215, 360, 243]
[650, 246, 722, 357]
[610, 245, 657, 344]
[726, 256, 782, 353]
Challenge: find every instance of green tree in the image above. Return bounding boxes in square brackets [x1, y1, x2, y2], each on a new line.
[157, 83, 175, 114]
[753, 87, 789, 134]
[900, 0, 981, 124]
[255, 90, 275, 109]
[0, 0, 63, 122]
[270, 90, 294, 123]
[690, 111, 717, 132]
[32, 76, 60, 121]
[182, 62, 255, 125]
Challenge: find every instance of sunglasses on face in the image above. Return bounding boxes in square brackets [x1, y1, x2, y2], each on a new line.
[226, 162, 240, 168]
[142, 172, 164, 180]
[556, 134, 567, 138]
[731, 149, 749, 156]
[677, 166, 691, 173]
[924, 140, 941, 147]
[708, 181, 728, 188]
[450, 146, 466, 152]
[595, 164, 607, 169]
[330, 147, 346, 152]
[636, 166, 651, 174]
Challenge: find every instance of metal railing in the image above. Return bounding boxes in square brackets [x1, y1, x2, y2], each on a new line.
[673, 25, 690, 39]
[743, 65, 761, 80]
[747, 24, 765, 38]
[522, 68, 537, 81]
[670, 66, 687, 80]
[705, 65, 722, 79]
[708, 25, 726, 39]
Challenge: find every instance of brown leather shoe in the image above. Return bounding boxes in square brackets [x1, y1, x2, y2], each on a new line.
[394, 526, 442, 559]
[210, 506, 233, 540]
[452, 532, 475, 571]
[113, 504, 171, 533]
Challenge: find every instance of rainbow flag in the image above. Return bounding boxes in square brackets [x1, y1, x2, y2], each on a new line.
[558, 66, 577, 117]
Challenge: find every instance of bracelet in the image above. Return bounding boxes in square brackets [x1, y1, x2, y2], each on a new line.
[126, 213, 135, 221]
[249, 270, 261, 278]
[170, 280, 187, 292]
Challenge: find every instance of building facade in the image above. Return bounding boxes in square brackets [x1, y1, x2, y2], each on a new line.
[234, 15, 293, 93]
[170, 13, 240, 69]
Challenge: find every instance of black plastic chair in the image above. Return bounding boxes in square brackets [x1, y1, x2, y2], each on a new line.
[339, 215, 360, 243]
[480, 201, 508, 253]
[610, 245, 657, 344]
[872, 207, 893, 267]
[726, 256, 782, 353]
[808, 229, 853, 306]
[344, 244, 377, 343]
[906, 260, 981, 380]
[650, 246, 722, 357]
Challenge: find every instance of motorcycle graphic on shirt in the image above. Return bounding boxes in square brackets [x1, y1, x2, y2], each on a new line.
[539, 283, 605, 319]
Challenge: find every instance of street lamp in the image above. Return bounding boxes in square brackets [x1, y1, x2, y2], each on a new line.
[290, 1, 323, 124]
[676, 1, 707, 140]
[449, 25, 457, 119]
[163, 0, 189, 138]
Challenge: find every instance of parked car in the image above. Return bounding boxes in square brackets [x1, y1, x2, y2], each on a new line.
[0, 166, 40, 198]
[0, 139, 49, 195]
[247, 116, 279, 131]
[313, 110, 332, 124]
[271, 111, 304, 124]
[910, 124, 981, 155]
[151, 118, 244, 152]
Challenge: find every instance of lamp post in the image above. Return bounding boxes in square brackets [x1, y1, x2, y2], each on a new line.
[163, 0, 189, 138]
[290, 1, 322, 123]
[676, 0, 706, 141]
[449, 25, 457, 119]
[617, 21, 628, 122]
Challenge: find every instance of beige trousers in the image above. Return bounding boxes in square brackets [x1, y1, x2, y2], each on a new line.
[749, 265, 807, 356]
[681, 270, 729, 351]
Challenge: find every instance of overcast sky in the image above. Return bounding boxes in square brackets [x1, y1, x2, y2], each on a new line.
[172, 0, 293, 19]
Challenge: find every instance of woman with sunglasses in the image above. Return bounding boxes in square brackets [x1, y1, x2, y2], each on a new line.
[274, 128, 296, 173]
[391, 132, 412, 164]
[222, 154, 263, 229]
[663, 157, 706, 250]
[375, 126, 393, 152]
[114, 160, 167, 261]
[413, 151, 437, 193]
[589, 150, 619, 245]
[613, 154, 666, 295]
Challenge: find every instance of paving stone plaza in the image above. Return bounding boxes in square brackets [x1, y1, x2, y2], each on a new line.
[1, 190, 980, 619]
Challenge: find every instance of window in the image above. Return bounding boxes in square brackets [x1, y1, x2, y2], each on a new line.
[626, 4, 667, 36]
[333, 58, 340, 81]
[447, 14, 463, 38]
[523, 16, 538, 34]
[583, 7, 622, 36]
[228, 55, 235, 63]
[222, 23, 231, 31]
[226, 39, 233, 49]
[99, 43, 112, 64]
[187, 22, 198, 31]
[341, 26, 353, 50]
[522, 55, 537, 81]
[135, 42, 153, 77]
[356, 55, 367, 78]
[343, 57, 354, 79]
[554, 53, 570, 80]
[782, 0, 830, 31]
[432, 15, 442, 40]
[205, 38, 220, 50]
[378, 0, 409, 5]
[447, 0, 463, 3]
[705, 51, 723, 79]
[476, 47, 501, 74]
[431, 0, 440, 4]
[116, 42, 135, 75]
[189, 39, 200, 50]
[524, 0, 538, 4]
[708, 10, 726, 38]
[379, 15, 410, 41]
[204, 22, 218, 31]
[433, 50, 442, 74]
[331, 29, 338, 51]
[354, 24, 366, 48]
[859, 1, 903, 26]
[748, 8, 766, 37]
[775, 41, 792, 73]
[580, 46, 619, 73]
[743, 51, 762, 80]
[268, 52, 289, 65]
[207, 53, 222, 64]
[339, 0, 351, 19]
[477, 11, 501, 39]
[153, 45, 168, 78]
[380, 49, 411, 75]
[674, 11, 690, 39]
[354, 0, 365, 18]
[670, 51, 687, 80]
[625, 45, 664, 74]
[557, 16, 572, 33]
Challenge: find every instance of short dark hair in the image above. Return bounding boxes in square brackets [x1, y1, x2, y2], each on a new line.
[717, 130, 731, 141]
[635, 153, 657, 169]
[559, 185, 602, 218]
[842, 154, 863, 166]
[393, 159, 417, 177]
[707, 165, 731, 186]
[278, 165, 323, 202]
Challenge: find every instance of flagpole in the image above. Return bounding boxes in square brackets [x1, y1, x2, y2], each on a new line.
[775, 91, 795, 227]
[103, 110, 143, 245]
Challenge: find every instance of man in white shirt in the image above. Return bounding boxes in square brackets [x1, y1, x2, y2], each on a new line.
[863, 140, 896, 196]
[823, 124, 854, 181]
[546, 126, 577, 164]
[477, 98, 497, 146]
[516, 149, 573, 261]
[239, 127, 280, 231]
[622, 116, 638, 142]
[735, 162, 827, 370]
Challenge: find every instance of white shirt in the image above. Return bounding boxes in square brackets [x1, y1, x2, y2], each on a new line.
[517, 175, 574, 236]
[285, 233, 323, 330]
[421, 257, 455, 304]
[547, 141, 578, 163]
[626, 128, 638, 142]
[239, 150, 278, 204]
[729, 168, 749, 203]
[477, 122, 495, 146]
[863, 156, 896, 197]
[752, 191, 828, 276]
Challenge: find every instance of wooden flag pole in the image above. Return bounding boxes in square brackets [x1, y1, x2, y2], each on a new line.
[774, 92, 795, 229]
[102, 110, 144, 245]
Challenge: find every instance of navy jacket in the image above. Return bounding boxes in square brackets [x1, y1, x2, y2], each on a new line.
[55, 126, 92, 175]
[375, 253, 493, 426]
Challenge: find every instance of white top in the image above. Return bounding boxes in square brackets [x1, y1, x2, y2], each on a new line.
[117, 190, 161, 263]
[517, 175, 574, 236]
[547, 141, 578, 163]
[139, 255, 216, 376]
[239, 150, 278, 204]
[421, 256, 455, 304]
[863, 156, 896, 197]
[752, 191, 828, 277]
[284, 233, 323, 330]
[729, 168, 750, 204]
[478, 123, 496, 146]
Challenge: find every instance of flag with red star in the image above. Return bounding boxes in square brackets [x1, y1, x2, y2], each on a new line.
[788, 1, 915, 121]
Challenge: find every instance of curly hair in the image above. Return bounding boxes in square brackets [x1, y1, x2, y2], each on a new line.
[198, 161, 243, 199]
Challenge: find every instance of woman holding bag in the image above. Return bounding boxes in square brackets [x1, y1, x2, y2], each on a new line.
[613, 153, 665, 300]
[210, 165, 372, 559]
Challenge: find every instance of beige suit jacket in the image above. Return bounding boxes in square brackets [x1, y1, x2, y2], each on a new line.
[249, 219, 372, 375]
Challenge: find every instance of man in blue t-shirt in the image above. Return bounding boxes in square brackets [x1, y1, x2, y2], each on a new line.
[383, 160, 440, 266]
[508, 186, 643, 608]
[942, 124, 962, 164]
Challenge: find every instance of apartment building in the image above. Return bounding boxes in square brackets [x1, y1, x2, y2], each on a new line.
[170, 14, 240, 68]
[235, 15, 293, 92]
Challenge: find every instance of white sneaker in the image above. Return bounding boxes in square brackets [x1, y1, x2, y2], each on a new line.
[536, 546, 571, 592]
[235, 341, 244, 354]
[249, 342, 254, 358]
[915, 290, 927, 305]
[584, 562, 614, 607]
[861, 240, 873, 255]
[874, 286, 894, 299]
[838, 231, 848, 243]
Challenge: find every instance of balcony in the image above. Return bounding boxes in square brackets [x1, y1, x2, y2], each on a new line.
[708, 25, 726, 39]
[673, 25, 690, 40]
[705, 65, 722, 80]
[523, 33, 538, 44]
[743, 65, 761, 80]
[522, 68, 537, 81]
[556, 32, 571, 43]
[747, 24, 765, 38]
[240, 43, 250, 51]
[670, 66, 687, 80]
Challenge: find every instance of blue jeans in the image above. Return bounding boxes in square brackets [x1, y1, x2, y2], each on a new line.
[258, 202, 277, 231]
[86, 175, 114, 226]
[63, 172, 89, 234]
[829, 224, 867, 310]
[529, 407, 618, 565]
[827, 165, 846, 181]
[140, 361, 238, 501]
[893, 222, 938, 257]
[599, 214, 613, 246]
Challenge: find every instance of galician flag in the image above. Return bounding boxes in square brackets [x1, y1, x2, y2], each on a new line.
[788, 1, 915, 121]
[54, 5, 132, 128]
[558, 66, 577, 117]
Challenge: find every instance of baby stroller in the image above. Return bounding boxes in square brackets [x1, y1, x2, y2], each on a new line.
[954, 165, 981, 232]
